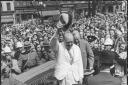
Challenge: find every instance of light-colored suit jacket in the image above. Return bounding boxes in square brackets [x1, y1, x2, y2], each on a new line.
[79, 39, 94, 70]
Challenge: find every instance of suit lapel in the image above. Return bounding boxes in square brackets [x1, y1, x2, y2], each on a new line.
[79, 40, 83, 50]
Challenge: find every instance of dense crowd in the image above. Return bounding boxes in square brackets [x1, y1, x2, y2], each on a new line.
[1, 12, 127, 85]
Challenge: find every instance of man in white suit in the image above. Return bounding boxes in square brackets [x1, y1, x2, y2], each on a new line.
[50, 30, 84, 85]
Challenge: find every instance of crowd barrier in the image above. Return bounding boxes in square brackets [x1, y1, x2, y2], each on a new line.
[15, 60, 56, 85]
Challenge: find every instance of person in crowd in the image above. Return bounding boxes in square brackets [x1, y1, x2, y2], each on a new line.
[14, 42, 24, 60]
[42, 39, 55, 61]
[50, 13, 84, 85]
[18, 41, 40, 72]
[87, 50, 121, 85]
[35, 44, 46, 64]
[114, 42, 127, 85]
[1, 46, 12, 80]
[110, 27, 117, 42]
[72, 30, 95, 85]
[35, 44, 43, 59]
[50, 31, 83, 85]
[72, 30, 94, 71]
[1, 46, 21, 77]
[104, 36, 114, 51]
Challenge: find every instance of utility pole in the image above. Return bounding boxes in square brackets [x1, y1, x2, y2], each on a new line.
[88, 0, 90, 17]
[0, 2, 2, 26]
[13, 0, 16, 24]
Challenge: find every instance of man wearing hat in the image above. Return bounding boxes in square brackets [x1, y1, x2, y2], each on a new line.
[14, 42, 24, 60]
[42, 39, 55, 61]
[1, 46, 12, 77]
[1, 46, 21, 77]
[18, 41, 40, 72]
[87, 50, 121, 85]
[104, 36, 114, 51]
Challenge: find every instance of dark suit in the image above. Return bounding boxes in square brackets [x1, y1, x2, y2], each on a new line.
[79, 39, 94, 70]
[18, 51, 40, 71]
[87, 72, 121, 85]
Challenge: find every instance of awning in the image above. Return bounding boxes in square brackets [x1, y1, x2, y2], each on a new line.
[39, 10, 60, 16]
[1, 15, 14, 23]
[16, 9, 37, 14]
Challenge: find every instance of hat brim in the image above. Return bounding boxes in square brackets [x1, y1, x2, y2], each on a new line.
[16, 46, 23, 48]
[24, 45, 31, 47]
[43, 45, 50, 47]
[87, 36, 97, 42]
[4, 52, 11, 53]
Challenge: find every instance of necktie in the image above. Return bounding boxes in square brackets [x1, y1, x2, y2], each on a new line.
[68, 51, 73, 65]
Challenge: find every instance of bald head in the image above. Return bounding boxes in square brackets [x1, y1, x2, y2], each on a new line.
[72, 30, 81, 45]
[72, 30, 80, 40]
[64, 32, 74, 42]
[64, 32, 74, 50]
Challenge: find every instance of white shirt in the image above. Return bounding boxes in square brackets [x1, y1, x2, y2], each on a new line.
[55, 42, 84, 82]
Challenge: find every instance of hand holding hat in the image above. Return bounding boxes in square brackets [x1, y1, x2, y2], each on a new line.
[56, 13, 72, 32]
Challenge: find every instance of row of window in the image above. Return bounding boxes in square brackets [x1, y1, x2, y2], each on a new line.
[1, 2, 11, 11]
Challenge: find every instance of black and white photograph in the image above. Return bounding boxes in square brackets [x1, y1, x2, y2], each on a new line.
[1, 0, 127, 85]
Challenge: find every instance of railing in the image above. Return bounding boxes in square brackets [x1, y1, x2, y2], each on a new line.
[15, 60, 56, 85]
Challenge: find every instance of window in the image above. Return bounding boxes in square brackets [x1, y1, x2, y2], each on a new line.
[1, 4, 3, 11]
[6, 3, 11, 11]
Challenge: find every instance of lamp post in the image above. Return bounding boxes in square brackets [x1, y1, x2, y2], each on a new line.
[0, 2, 2, 26]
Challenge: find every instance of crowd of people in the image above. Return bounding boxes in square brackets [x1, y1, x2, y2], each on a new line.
[1, 10, 127, 85]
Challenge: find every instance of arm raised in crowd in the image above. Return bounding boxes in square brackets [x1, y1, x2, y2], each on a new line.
[50, 29, 59, 54]
[105, 21, 110, 36]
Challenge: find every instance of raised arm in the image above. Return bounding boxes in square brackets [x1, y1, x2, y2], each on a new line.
[50, 29, 59, 54]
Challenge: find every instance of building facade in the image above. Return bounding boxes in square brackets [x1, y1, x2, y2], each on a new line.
[1, 1, 15, 24]
[14, 1, 60, 24]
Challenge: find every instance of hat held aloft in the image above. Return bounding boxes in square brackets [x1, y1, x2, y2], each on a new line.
[56, 13, 72, 32]
[16, 42, 23, 48]
[104, 37, 113, 46]
[3, 46, 12, 53]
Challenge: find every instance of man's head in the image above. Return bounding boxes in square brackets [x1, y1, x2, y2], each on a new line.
[3, 46, 12, 60]
[104, 38, 113, 50]
[64, 32, 74, 50]
[109, 29, 115, 37]
[99, 50, 116, 70]
[72, 30, 80, 45]
[23, 41, 31, 52]
[16, 42, 23, 51]
[119, 42, 127, 52]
